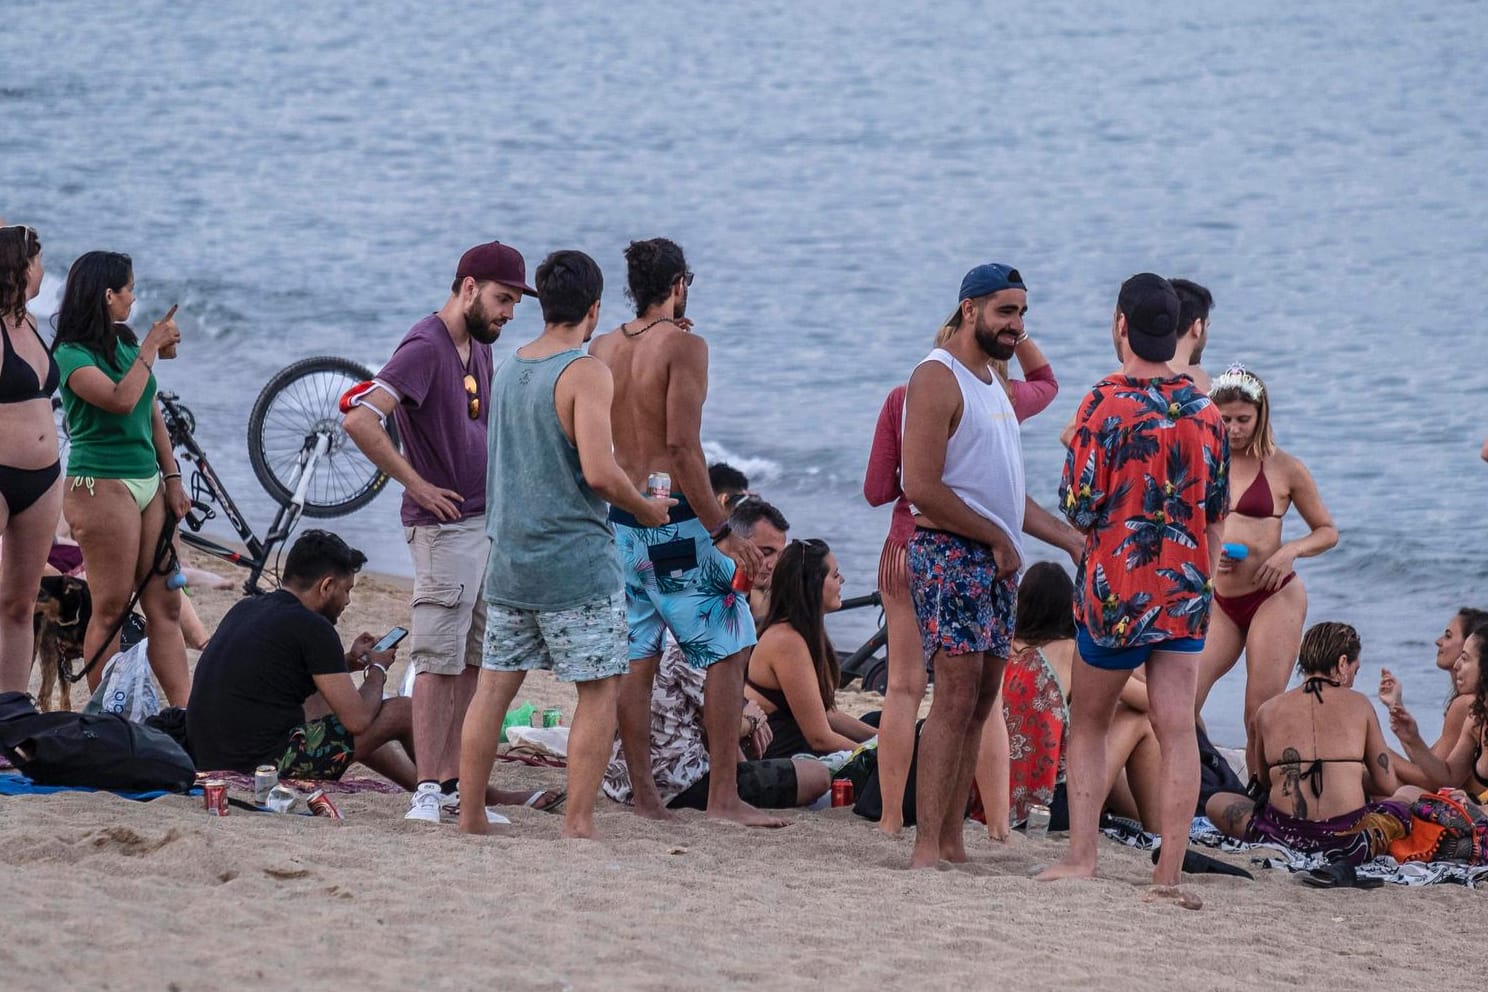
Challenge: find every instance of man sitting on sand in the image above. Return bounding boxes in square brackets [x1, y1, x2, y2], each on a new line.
[603, 496, 831, 814]
[187, 530, 417, 785]
[1206, 622, 1409, 867]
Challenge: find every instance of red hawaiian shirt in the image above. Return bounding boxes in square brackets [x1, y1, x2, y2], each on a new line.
[1060, 375, 1229, 648]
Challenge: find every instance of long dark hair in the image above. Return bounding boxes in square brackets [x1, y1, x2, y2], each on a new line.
[1013, 562, 1076, 645]
[761, 539, 838, 711]
[53, 251, 135, 372]
[1466, 619, 1488, 731]
[0, 225, 40, 324]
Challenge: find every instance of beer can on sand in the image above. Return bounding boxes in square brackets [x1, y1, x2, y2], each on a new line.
[646, 472, 671, 500]
[542, 707, 563, 728]
[306, 789, 343, 820]
[203, 779, 228, 816]
[253, 765, 279, 805]
[831, 779, 854, 808]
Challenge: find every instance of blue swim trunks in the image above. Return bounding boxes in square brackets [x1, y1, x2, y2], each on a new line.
[1076, 625, 1205, 672]
[908, 528, 1017, 663]
[612, 499, 756, 668]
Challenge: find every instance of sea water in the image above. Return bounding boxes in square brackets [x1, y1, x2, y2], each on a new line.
[8, 1, 1487, 744]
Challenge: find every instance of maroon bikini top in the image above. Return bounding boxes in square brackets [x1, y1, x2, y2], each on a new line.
[1232, 460, 1282, 519]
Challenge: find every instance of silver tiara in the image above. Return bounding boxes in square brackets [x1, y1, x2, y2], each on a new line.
[1211, 362, 1263, 400]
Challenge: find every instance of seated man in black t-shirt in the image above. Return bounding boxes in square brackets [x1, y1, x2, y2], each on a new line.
[187, 530, 416, 785]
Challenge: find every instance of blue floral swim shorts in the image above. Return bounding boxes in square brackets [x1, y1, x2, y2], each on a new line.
[908, 528, 1017, 663]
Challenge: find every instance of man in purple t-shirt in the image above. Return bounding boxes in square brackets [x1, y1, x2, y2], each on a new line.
[345, 241, 543, 824]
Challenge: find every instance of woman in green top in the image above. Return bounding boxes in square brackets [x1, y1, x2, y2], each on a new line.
[53, 251, 190, 705]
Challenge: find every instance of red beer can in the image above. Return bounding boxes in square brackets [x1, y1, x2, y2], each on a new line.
[730, 566, 753, 594]
[306, 789, 343, 820]
[831, 779, 854, 808]
[203, 779, 229, 816]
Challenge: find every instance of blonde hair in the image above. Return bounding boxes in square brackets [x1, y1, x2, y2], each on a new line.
[1210, 364, 1276, 459]
[935, 304, 1011, 399]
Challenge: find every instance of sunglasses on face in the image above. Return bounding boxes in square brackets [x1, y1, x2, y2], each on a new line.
[463, 374, 480, 420]
[677, 270, 694, 288]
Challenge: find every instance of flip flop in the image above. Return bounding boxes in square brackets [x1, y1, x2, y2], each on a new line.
[1300, 862, 1383, 890]
[524, 789, 566, 814]
[1152, 847, 1254, 880]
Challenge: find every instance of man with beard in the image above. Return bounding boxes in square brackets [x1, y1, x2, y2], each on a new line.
[900, 263, 1075, 869]
[588, 237, 780, 828]
[346, 241, 549, 824]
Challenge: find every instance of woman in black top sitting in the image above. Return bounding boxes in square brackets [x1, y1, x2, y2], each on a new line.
[0, 225, 62, 693]
[745, 539, 876, 759]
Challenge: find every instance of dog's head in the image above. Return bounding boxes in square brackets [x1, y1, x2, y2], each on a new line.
[34, 576, 91, 633]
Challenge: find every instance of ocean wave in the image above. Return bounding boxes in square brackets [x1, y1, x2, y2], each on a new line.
[701, 441, 782, 484]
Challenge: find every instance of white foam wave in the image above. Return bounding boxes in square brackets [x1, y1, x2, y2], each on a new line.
[701, 440, 782, 484]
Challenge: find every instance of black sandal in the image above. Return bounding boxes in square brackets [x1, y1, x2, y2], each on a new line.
[1300, 862, 1384, 889]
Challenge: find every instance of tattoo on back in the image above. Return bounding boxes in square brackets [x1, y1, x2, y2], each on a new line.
[1279, 747, 1306, 819]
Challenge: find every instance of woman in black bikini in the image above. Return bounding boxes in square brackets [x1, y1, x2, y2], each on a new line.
[1390, 618, 1488, 801]
[1193, 364, 1338, 761]
[744, 539, 877, 759]
[0, 225, 62, 693]
[1206, 622, 1407, 865]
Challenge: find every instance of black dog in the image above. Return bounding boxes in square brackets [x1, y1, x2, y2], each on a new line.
[33, 575, 91, 713]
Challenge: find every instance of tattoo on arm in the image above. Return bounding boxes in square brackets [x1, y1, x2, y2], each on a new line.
[1377, 752, 1389, 772]
[1218, 799, 1251, 836]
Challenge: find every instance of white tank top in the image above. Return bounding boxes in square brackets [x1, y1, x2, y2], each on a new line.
[908, 348, 1026, 556]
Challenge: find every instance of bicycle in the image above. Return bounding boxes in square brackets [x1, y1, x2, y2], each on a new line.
[162, 356, 399, 595]
[834, 591, 889, 693]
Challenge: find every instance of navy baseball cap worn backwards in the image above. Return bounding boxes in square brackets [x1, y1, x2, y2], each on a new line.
[959, 263, 1026, 301]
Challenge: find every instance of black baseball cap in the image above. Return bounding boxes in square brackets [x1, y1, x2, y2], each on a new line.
[1118, 273, 1181, 362]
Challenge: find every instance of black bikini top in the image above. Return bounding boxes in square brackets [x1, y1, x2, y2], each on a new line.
[0, 317, 59, 404]
[1264, 676, 1364, 798]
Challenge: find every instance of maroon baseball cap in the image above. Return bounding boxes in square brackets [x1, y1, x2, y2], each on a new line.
[455, 241, 537, 297]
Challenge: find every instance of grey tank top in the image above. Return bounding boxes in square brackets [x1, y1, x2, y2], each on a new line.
[483, 349, 621, 610]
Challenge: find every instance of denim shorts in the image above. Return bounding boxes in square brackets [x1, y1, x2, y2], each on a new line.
[1076, 625, 1205, 671]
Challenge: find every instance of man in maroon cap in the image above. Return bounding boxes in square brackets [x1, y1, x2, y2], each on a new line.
[346, 241, 555, 824]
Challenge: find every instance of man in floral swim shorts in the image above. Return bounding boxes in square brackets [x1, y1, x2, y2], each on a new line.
[901, 263, 1045, 870]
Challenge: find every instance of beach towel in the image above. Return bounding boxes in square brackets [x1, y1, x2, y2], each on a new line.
[194, 769, 404, 795]
[1098, 815, 1488, 888]
[0, 771, 193, 803]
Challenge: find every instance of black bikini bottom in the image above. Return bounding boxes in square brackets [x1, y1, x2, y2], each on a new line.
[0, 461, 61, 517]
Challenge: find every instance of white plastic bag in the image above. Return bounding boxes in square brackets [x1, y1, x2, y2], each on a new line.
[85, 639, 161, 722]
[504, 725, 569, 759]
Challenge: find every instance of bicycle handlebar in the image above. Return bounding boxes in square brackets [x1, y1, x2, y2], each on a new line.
[837, 591, 883, 612]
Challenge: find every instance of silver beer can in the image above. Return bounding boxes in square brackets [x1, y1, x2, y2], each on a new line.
[254, 764, 279, 805]
[646, 472, 671, 500]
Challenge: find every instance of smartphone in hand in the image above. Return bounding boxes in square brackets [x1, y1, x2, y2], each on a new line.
[372, 625, 409, 652]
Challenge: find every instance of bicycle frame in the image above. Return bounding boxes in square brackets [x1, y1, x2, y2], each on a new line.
[159, 391, 327, 596]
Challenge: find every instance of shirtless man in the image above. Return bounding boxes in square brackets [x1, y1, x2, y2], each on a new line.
[1059, 277, 1214, 447]
[588, 237, 780, 828]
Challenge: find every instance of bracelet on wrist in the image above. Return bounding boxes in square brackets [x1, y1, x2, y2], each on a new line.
[367, 661, 388, 677]
[710, 522, 732, 545]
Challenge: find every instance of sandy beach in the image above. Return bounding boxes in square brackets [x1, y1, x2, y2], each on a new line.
[7, 551, 1476, 992]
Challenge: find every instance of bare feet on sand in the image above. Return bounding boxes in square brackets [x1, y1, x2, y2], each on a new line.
[1143, 885, 1203, 911]
[1034, 859, 1096, 882]
[706, 801, 789, 828]
[560, 821, 599, 840]
[631, 802, 680, 822]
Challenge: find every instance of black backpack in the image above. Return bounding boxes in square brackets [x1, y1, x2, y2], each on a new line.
[0, 691, 196, 793]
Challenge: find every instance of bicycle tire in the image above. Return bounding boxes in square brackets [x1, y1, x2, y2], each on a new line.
[247, 356, 399, 518]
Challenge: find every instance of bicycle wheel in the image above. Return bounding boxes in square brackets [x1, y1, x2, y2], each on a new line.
[248, 356, 400, 518]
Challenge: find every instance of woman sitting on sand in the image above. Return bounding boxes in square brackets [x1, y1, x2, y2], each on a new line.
[1388, 617, 1488, 802]
[1206, 621, 1408, 864]
[1378, 607, 1488, 788]
[745, 539, 877, 759]
[1003, 562, 1161, 832]
[1192, 364, 1338, 769]
[53, 252, 191, 704]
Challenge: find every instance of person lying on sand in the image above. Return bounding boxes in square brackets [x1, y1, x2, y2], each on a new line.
[1205, 622, 1409, 865]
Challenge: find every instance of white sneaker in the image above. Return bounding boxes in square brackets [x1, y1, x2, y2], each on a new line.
[404, 782, 444, 823]
[440, 787, 511, 825]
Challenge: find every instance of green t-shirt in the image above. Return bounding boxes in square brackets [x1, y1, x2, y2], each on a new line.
[54, 340, 160, 478]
